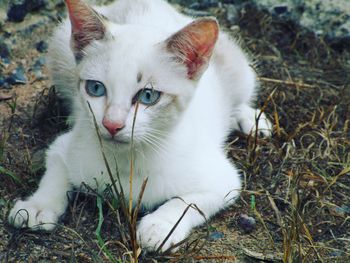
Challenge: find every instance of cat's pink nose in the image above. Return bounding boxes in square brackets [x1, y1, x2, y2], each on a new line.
[102, 118, 125, 137]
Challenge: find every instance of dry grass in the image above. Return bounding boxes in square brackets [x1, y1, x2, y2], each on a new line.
[224, 6, 350, 262]
[0, 3, 349, 263]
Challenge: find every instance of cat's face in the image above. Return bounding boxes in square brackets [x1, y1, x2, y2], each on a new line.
[77, 26, 195, 143]
[65, 0, 218, 144]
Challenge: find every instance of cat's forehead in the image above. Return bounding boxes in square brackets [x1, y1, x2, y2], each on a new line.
[109, 24, 168, 45]
[78, 27, 165, 100]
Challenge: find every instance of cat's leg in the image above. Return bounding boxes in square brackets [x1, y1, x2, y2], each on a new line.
[137, 192, 236, 252]
[137, 161, 240, 252]
[213, 33, 272, 137]
[231, 103, 273, 137]
[8, 133, 72, 231]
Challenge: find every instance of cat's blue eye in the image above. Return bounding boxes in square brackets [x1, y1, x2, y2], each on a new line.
[85, 80, 106, 97]
[135, 86, 161, 106]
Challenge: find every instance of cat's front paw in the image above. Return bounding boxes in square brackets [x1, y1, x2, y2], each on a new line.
[239, 111, 273, 137]
[137, 213, 188, 252]
[8, 200, 60, 231]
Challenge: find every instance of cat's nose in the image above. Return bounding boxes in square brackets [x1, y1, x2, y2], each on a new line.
[102, 118, 125, 137]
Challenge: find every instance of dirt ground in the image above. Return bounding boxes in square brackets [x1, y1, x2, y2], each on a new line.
[0, 2, 349, 263]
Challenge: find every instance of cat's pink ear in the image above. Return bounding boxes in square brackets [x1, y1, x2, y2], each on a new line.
[65, 0, 106, 59]
[166, 18, 219, 80]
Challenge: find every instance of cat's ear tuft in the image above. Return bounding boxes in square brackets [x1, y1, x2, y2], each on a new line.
[166, 18, 219, 80]
[65, 0, 107, 60]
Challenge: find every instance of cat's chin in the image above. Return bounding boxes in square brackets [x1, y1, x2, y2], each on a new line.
[102, 135, 130, 144]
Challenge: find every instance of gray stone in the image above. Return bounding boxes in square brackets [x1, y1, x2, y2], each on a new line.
[250, 0, 350, 44]
[6, 0, 63, 22]
[0, 39, 11, 59]
[237, 214, 256, 233]
[35, 40, 48, 53]
[226, 4, 238, 24]
[208, 231, 225, 241]
[183, 8, 211, 17]
[6, 66, 27, 85]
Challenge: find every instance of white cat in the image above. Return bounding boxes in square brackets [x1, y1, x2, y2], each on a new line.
[8, 0, 271, 252]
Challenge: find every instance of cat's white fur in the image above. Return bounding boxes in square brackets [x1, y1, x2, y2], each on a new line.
[8, 0, 271, 251]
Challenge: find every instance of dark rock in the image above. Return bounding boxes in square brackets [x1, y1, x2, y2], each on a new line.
[35, 40, 48, 53]
[209, 231, 224, 241]
[7, 0, 46, 22]
[274, 5, 288, 15]
[6, 66, 27, 85]
[27, 0, 46, 12]
[187, 0, 218, 10]
[201, 0, 219, 8]
[237, 214, 256, 233]
[0, 41, 11, 59]
[7, 0, 28, 22]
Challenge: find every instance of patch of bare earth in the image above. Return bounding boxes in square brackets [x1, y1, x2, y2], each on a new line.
[1, 3, 349, 263]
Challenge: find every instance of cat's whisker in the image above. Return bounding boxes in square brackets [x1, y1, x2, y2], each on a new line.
[146, 137, 168, 155]
[146, 133, 170, 149]
[146, 129, 170, 141]
[140, 134, 168, 156]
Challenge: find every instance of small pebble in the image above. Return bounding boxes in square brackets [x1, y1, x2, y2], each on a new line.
[189, 3, 201, 10]
[32, 57, 46, 79]
[201, 0, 218, 9]
[274, 5, 288, 15]
[226, 4, 238, 24]
[0, 41, 11, 59]
[332, 205, 350, 217]
[26, 0, 46, 12]
[183, 8, 211, 17]
[7, 0, 46, 22]
[7, 0, 28, 22]
[330, 250, 344, 257]
[35, 40, 48, 53]
[209, 231, 224, 241]
[237, 214, 256, 233]
[35, 56, 46, 67]
[6, 66, 27, 85]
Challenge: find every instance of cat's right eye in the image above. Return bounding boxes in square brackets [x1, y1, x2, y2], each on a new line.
[85, 80, 106, 97]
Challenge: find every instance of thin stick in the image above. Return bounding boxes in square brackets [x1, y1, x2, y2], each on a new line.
[189, 255, 236, 260]
[129, 101, 140, 217]
[258, 77, 316, 88]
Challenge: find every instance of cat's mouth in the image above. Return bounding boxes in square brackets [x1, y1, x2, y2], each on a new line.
[114, 138, 130, 144]
[103, 135, 130, 144]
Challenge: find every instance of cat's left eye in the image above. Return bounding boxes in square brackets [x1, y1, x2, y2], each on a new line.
[134, 85, 161, 106]
[85, 80, 106, 97]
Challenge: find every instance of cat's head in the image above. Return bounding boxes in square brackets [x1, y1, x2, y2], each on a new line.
[65, 0, 219, 144]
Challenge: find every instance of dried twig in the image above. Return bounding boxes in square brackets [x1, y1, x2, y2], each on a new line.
[259, 77, 316, 88]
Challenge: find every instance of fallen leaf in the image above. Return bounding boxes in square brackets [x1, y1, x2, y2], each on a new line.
[0, 94, 12, 101]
